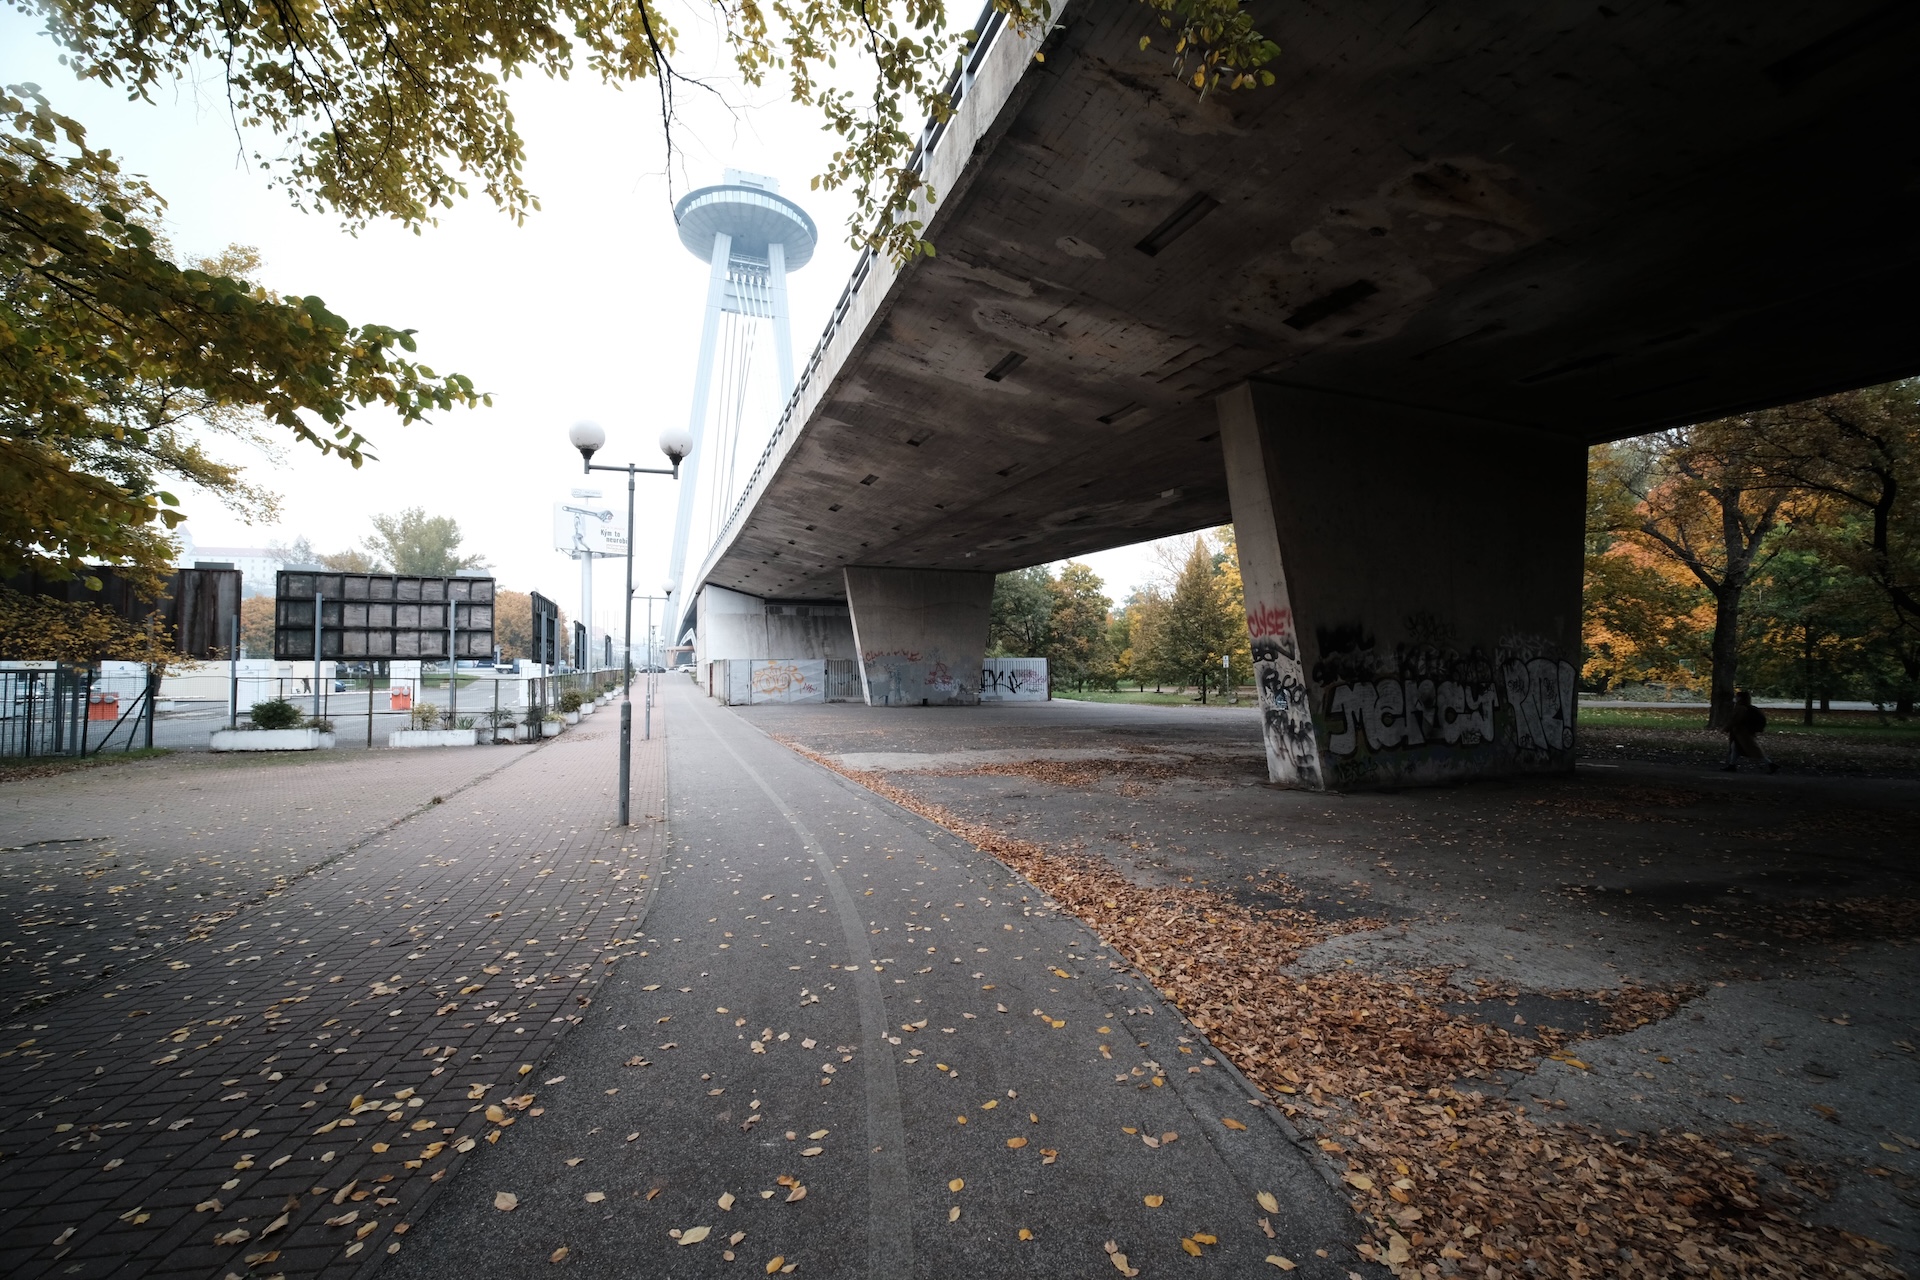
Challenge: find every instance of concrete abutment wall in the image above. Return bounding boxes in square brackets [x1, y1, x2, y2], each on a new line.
[1219, 381, 1585, 790]
[843, 567, 995, 707]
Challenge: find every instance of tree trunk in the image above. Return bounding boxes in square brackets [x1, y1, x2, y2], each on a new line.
[1706, 581, 1741, 729]
[1802, 626, 1814, 726]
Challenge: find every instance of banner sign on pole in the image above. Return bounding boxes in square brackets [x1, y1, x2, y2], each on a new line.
[553, 502, 625, 557]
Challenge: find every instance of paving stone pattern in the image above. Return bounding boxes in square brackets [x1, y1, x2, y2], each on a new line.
[0, 748, 527, 1012]
[0, 705, 666, 1279]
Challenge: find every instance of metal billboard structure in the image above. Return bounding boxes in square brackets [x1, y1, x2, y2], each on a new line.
[529, 592, 560, 669]
[273, 571, 496, 661]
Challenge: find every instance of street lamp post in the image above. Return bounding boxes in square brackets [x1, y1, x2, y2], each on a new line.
[568, 420, 691, 827]
[630, 593, 671, 740]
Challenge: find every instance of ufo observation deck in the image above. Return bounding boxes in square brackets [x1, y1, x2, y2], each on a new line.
[674, 185, 819, 269]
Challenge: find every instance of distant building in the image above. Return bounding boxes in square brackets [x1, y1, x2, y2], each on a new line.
[177, 533, 285, 597]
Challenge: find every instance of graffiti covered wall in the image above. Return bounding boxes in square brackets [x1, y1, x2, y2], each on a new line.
[716, 658, 827, 705]
[979, 657, 1049, 702]
[1310, 621, 1575, 787]
[843, 567, 994, 708]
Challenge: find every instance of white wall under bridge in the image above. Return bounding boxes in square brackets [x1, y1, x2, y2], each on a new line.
[694, 585, 856, 671]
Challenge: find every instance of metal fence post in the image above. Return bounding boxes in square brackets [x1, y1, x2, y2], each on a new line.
[312, 592, 323, 721]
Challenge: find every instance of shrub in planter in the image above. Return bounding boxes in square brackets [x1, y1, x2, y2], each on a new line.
[307, 717, 336, 734]
[456, 717, 476, 730]
[411, 702, 442, 730]
[557, 690, 584, 714]
[250, 698, 304, 730]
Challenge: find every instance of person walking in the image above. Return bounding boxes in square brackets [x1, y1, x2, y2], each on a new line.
[1722, 689, 1777, 773]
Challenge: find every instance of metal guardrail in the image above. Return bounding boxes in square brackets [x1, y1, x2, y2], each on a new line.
[703, 3, 1014, 558]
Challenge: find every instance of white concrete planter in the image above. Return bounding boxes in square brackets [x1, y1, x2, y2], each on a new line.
[541, 721, 563, 738]
[211, 728, 334, 752]
[563, 710, 580, 725]
[492, 724, 525, 742]
[386, 728, 478, 749]
[578, 703, 595, 717]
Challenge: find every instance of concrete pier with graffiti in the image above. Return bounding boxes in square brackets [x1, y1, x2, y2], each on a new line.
[1219, 381, 1585, 790]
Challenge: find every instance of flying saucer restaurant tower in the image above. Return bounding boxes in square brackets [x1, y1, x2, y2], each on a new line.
[664, 171, 817, 616]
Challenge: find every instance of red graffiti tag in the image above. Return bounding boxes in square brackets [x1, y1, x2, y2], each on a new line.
[1245, 604, 1293, 639]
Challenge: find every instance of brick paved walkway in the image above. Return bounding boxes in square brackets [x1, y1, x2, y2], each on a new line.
[0, 746, 528, 1013]
[0, 699, 667, 1279]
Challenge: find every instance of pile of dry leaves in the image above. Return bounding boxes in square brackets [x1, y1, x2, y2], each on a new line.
[792, 746, 1903, 1280]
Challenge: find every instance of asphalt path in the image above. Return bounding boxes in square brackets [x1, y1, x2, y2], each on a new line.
[388, 679, 1360, 1279]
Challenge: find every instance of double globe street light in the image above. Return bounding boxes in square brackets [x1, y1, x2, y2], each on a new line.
[568, 420, 692, 826]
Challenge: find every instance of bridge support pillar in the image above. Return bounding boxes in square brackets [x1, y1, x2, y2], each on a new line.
[1217, 381, 1585, 790]
[843, 567, 995, 707]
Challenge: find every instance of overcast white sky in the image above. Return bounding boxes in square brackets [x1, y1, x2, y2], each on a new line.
[5, 9, 1187, 635]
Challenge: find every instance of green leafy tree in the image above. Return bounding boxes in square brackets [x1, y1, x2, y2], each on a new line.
[1614, 424, 1791, 727]
[1106, 602, 1134, 688]
[1045, 561, 1113, 689]
[1737, 381, 1920, 715]
[1, 85, 486, 589]
[1140, 536, 1242, 702]
[364, 509, 488, 577]
[989, 566, 1053, 656]
[319, 548, 382, 573]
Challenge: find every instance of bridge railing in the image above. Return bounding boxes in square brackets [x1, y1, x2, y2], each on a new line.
[702, 2, 1016, 563]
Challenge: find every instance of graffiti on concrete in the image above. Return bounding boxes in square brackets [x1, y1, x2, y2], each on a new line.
[982, 661, 1046, 697]
[980, 658, 1046, 703]
[860, 645, 979, 705]
[751, 662, 817, 697]
[1245, 602, 1323, 788]
[1313, 619, 1574, 766]
[862, 648, 922, 664]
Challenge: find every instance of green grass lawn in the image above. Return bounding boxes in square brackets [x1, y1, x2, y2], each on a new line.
[1053, 688, 1253, 707]
[1579, 705, 1918, 744]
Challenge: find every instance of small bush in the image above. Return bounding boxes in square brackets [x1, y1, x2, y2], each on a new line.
[456, 717, 475, 730]
[410, 702, 441, 730]
[307, 717, 335, 734]
[557, 690, 584, 713]
[250, 698, 303, 730]
[483, 707, 512, 728]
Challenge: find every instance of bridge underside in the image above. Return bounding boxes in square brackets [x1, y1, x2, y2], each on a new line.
[701, 0, 1920, 602]
[691, 0, 1920, 785]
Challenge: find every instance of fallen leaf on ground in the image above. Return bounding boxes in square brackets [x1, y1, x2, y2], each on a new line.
[1265, 1255, 1296, 1270]
[1257, 1191, 1279, 1214]
[719, 1192, 736, 1210]
[1223, 1117, 1247, 1131]
[1143, 1195, 1164, 1208]
[948, 1206, 961, 1222]
[494, 1192, 519, 1212]
[584, 1192, 605, 1204]
[679, 1226, 711, 1245]
[765, 1259, 785, 1275]
[1007, 1136, 1028, 1149]
[550, 1246, 570, 1263]
[948, 1178, 964, 1192]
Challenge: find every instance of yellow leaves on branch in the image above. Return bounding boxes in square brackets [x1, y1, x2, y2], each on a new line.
[0, 588, 179, 666]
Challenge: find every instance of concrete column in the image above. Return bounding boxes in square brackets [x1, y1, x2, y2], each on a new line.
[1218, 381, 1585, 790]
[843, 567, 995, 707]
